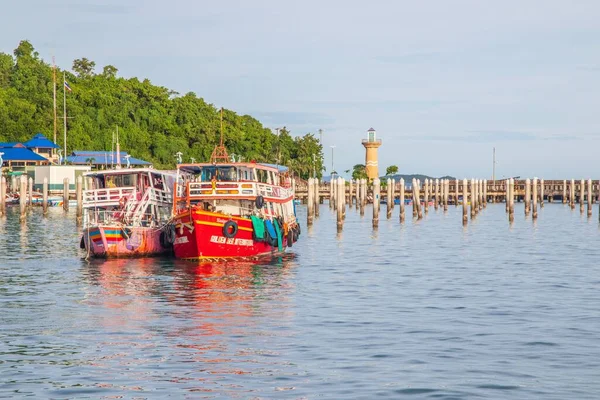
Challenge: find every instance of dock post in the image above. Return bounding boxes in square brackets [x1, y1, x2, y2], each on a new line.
[505, 179, 509, 213]
[580, 179, 585, 214]
[385, 178, 394, 219]
[479, 180, 484, 210]
[307, 178, 314, 226]
[540, 179, 545, 208]
[473, 179, 479, 214]
[19, 176, 26, 222]
[337, 178, 344, 230]
[11, 176, 16, 194]
[412, 179, 418, 218]
[562, 180, 567, 204]
[373, 178, 380, 228]
[569, 179, 575, 210]
[482, 179, 487, 208]
[360, 179, 365, 216]
[314, 178, 320, 217]
[415, 179, 423, 219]
[443, 179, 448, 211]
[532, 177, 538, 219]
[329, 179, 333, 209]
[63, 178, 69, 211]
[462, 178, 468, 225]
[470, 179, 476, 218]
[28, 177, 33, 210]
[455, 179, 459, 207]
[356, 179, 361, 211]
[391, 179, 396, 210]
[587, 178, 593, 217]
[0, 176, 5, 217]
[399, 178, 405, 223]
[348, 179, 353, 207]
[42, 177, 48, 215]
[76, 175, 83, 225]
[509, 178, 515, 222]
[434, 179, 439, 210]
[423, 179, 429, 213]
[525, 178, 531, 215]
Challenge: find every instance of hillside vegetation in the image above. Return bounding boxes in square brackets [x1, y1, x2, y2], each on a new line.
[0, 40, 324, 178]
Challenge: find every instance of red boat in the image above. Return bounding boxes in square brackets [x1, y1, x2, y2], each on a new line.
[171, 161, 301, 261]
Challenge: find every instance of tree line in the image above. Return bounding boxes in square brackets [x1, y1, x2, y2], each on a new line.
[0, 40, 324, 179]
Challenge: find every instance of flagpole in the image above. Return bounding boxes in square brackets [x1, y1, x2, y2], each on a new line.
[63, 72, 67, 165]
[53, 57, 57, 147]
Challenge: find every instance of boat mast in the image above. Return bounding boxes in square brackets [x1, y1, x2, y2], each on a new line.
[53, 57, 57, 146]
[116, 126, 121, 169]
[210, 107, 229, 164]
[63, 71, 67, 164]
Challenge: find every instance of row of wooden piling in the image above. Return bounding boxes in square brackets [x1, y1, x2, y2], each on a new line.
[303, 176, 600, 229]
[0, 175, 83, 224]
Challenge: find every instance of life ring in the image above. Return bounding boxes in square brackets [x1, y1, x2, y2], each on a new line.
[223, 220, 238, 238]
[119, 196, 127, 209]
[255, 195, 264, 209]
[121, 227, 132, 239]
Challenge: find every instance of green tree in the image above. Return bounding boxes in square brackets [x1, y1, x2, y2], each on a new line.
[351, 164, 368, 180]
[72, 57, 96, 78]
[386, 165, 399, 175]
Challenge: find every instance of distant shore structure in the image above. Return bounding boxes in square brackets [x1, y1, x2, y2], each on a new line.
[362, 128, 382, 180]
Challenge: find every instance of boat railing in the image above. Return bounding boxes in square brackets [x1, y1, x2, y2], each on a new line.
[84, 209, 168, 228]
[83, 186, 136, 206]
[184, 181, 293, 200]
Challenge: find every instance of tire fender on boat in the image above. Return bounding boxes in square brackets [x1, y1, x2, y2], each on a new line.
[255, 195, 264, 209]
[223, 220, 238, 238]
[160, 225, 176, 248]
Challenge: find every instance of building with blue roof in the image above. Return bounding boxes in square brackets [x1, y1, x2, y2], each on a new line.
[66, 151, 151, 168]
[0, 142, 50, 172]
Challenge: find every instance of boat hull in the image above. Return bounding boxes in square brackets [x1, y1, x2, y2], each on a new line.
[173, 210, 287, 260]
[82, 225, 172, 258]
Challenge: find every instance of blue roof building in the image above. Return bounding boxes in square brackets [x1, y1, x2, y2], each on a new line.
[66, 151, 151, 168]
[0, 142, 50, 171]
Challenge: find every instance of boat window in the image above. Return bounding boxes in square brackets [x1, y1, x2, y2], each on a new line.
[105, 174, 137, 188]
[200, 166, 239, 182]
[151, 173, 164, 190]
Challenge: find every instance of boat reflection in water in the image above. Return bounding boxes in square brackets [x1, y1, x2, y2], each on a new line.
[81, 254, 298, 394]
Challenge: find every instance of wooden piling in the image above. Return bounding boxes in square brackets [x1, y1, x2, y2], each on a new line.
[355, 179, 360, 211]
[373, 178, 380, 228]
[455, 179, 459, 207]
[532, 177, 538, 219]
[473, 179, 478, 214]
[391, 179, 396, 210]
[329, 179, 334, 209]
[434, 179, 439, 210]
[587, 178, 593, 217]
[42, 177, 48, 214]
[399, 178, 405, 223]
[415, 179, 423, 219]
[348, 179, 353, 207]
[337, 178, 344, 230]
[19, 176, 27, 222]
[76, 175, 83, 224]
[360, 179, 365, 216]
[412, 179, 418, 218]
[313, 178, 320, 217]
[386, 178, 392, 219]
[462, 178, 468, 225]
[509, 178, 515, 222]
[307, 178, 314, 226]
[580, 179, 585, 213]
[540, 179, 545, 208]
[443, 179, 449, 211]
[570, 179, 575, 209]
[28, 177, 33, 209]
[471, 179, 476, 218]
[63, 178, 69, 211]
[423, 179, 429, 214]
[562, 180, 567, 204]
[11, 176, 16, 194]
[482, 179, 487, 208]
[0, 176, 6, 217]
[524, 178, 531, 215]
[505, 180, 509, 213]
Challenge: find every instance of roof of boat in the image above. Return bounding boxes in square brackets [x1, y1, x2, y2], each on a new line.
[84, 168, 177, 177]
[177, 162, 289, 173]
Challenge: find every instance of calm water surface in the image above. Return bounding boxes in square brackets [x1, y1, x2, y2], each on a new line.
[1, 204, 600, 399]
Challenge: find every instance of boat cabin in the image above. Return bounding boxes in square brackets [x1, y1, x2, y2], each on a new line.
[83, 168, 176, 227]
[174, 162, 294, 221]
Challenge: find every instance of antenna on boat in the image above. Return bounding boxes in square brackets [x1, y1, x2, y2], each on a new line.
[115, 126, 121, 169]
[190, 157, 196, 163]
[124, 154, 131, 169]
[175, 152, 183, 164]
[210, 107, 229, 164]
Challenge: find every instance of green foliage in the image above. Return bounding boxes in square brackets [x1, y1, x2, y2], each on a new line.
[385, 165, 398, 175]
[0, 40, 325, 171]
[351, 164, 368, 180]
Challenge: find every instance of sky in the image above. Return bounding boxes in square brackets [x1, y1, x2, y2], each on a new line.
[2, 0, 600, 179]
